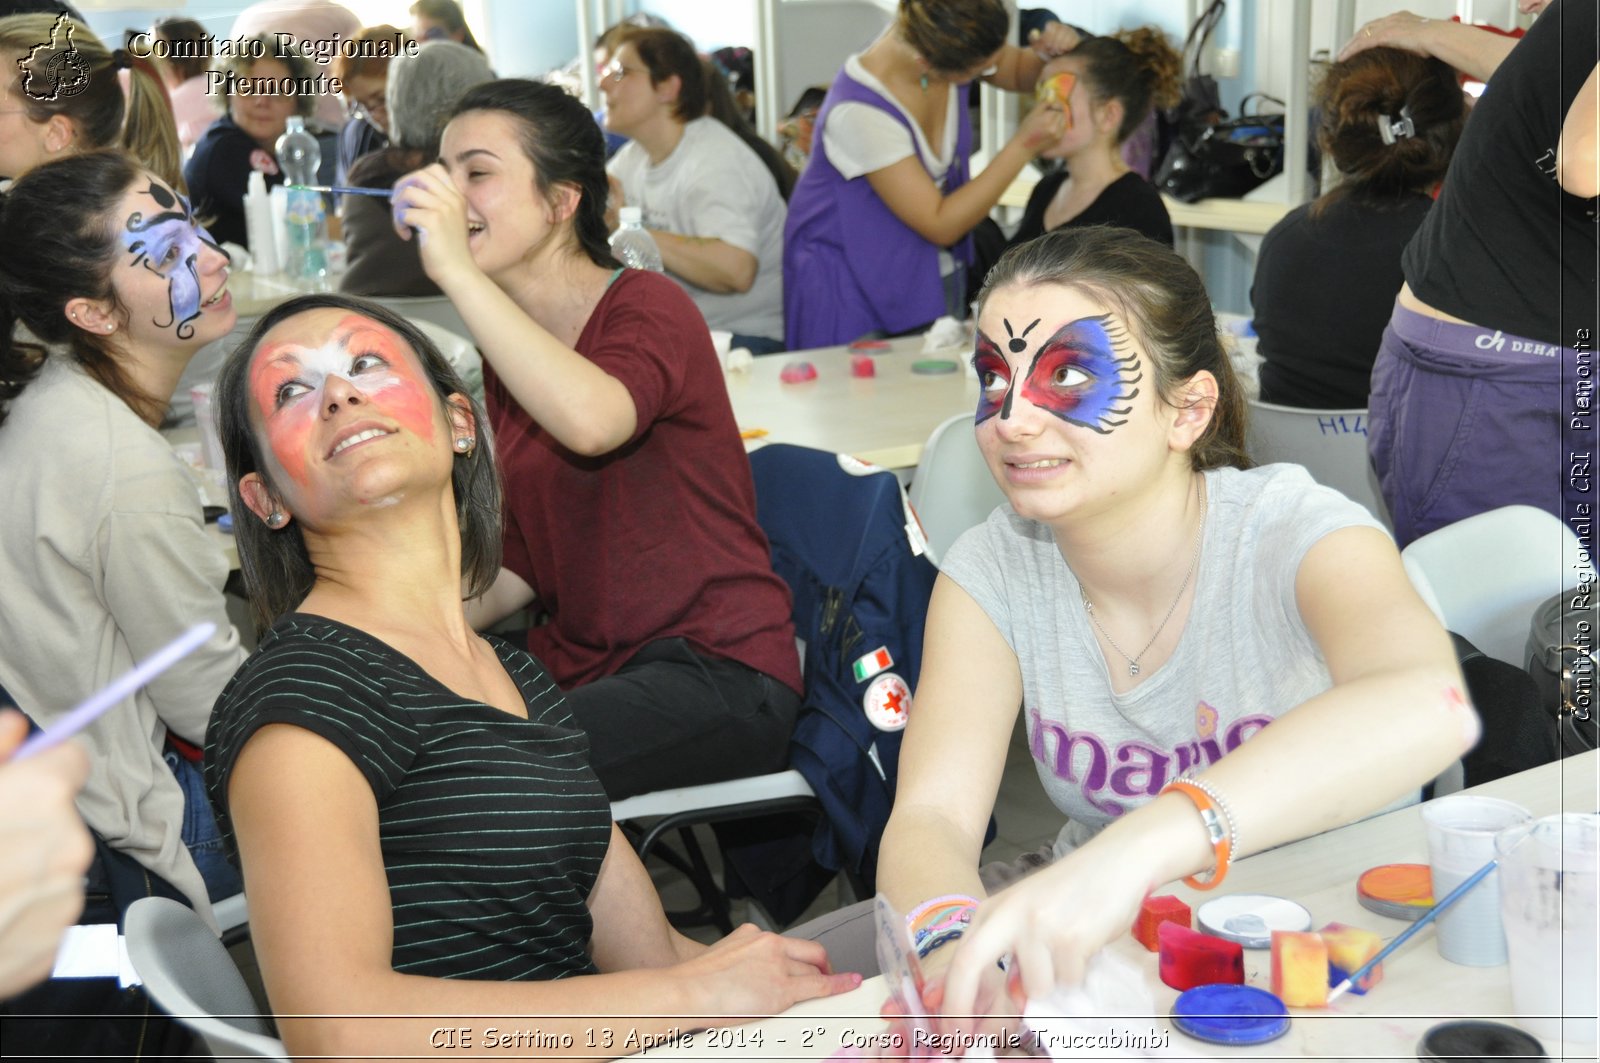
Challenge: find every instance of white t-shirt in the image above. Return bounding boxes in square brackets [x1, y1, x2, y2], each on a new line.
[942, 464, 1407, 857]
[608, 117, 786, 341]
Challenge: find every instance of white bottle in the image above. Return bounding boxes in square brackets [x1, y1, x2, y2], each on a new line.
[243, 171, 279, 274]
[609, 206, 663, 272]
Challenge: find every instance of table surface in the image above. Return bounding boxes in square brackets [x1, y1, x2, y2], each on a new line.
[640, 751, 1599, 1060]
[731, 336, 978, 472]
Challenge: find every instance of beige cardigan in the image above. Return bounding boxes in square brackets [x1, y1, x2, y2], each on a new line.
[0, 357, 246, 924]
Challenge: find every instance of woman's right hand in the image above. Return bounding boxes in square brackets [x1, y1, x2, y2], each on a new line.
[1012, 101, 1067, 156]
[390, 164, 477, 284]
[678, 923, 862, 1024]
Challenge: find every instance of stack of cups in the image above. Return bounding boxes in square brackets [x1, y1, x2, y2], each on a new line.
[1420, 796, 1531, 966]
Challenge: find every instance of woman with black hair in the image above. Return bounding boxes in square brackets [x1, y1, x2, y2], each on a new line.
[391, 80, 804, 803]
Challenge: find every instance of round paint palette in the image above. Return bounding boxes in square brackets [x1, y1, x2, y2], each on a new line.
[1416, 1020, 1547, 1061]
[911, 359, 959, 374]
[1358, 863, 1434, 921]
[1171, 984, 1290, 1046]
[1196, 894, 1312, 948]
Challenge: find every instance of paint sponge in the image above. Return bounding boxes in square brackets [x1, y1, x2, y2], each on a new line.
[1133, 894, 1192, 951]
[1271, 930, 1329, 1007]
[1319, 921, 1383, 995]
[1157, 921, 1244, 990]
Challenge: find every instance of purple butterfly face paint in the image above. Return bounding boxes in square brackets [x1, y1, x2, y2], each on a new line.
[972, 314, 1141, 433]
[121, 181, 224, 341]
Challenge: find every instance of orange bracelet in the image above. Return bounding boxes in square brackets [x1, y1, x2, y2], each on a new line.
[1162, 778, 1234, 890]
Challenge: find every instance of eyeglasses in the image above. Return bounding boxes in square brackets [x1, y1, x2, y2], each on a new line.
[599, 59, 648, 86]
[344, 97, 387, 125]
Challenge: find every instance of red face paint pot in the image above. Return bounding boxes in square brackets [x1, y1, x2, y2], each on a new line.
[1358, 863, 1434, 922]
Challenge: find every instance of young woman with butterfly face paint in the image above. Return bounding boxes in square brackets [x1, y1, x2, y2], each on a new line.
[0, 151, 246, 923]
[875, 228, 1476, 1033]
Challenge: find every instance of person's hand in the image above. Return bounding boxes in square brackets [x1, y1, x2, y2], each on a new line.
[881, 945, 1030, 1058]
[0, 709, 93, 999]
[1027, 21, 1082, 60]
[1013, 100, 1067, 155]
[940, 839, 1153, 1019]
[605, 174, 624, 235]
[678, 923, 862, 1024]
[1338, 10, 1436, 62]
[390, 164, 476, 283]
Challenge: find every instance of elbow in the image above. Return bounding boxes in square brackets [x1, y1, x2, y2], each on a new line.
[1558, 152, 1599, 199]
[564, 421, 633, 458]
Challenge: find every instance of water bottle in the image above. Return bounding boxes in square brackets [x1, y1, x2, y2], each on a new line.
[609, 206, 663, 272]
[274, 116, 328, 283]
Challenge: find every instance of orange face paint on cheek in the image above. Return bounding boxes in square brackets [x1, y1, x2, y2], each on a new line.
[248, 352, 316, 487]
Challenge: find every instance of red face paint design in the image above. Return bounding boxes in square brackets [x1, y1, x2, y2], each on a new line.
[975, 315, 1142, 433]
[249, 314, 438, 488]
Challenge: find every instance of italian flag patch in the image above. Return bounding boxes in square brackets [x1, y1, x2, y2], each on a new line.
[852, 646, 894, 683]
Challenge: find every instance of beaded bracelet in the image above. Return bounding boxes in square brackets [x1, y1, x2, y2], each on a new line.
[1161, 778, 1238, 890]
[907, 893, 979, 959]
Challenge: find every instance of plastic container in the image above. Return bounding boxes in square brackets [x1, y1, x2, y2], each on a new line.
[610, 206, 662, 272]
[243, 171, 279, 274]
[274, 116, 328, 284]
[1422, 795, 1532, 966]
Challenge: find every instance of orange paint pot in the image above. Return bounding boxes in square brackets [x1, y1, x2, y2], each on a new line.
[1357, 863, 1434, 922]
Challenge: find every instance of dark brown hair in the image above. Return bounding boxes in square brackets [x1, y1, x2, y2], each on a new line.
[702, 56, 795, 201]
[0, 151, 157, 427]
[410, 0, 480, 52]
[1314, 47, 1464, 212]
[150, 16, 209, 83]
[1064, 28, 1183, 144]
[899, 0, 1008, 75]
[332, 24, 410, 84]
[0, 13, 184, 191]
[978, 227, 1251, 472]
[447, 79, 622, 271]
[214, 293, 502, 632]
[617, 27, 704, 124]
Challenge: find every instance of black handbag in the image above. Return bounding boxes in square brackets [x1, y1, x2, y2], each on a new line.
[1155, 95, 1287, 203]
[1526, 590, 1600, 755]
[1155, 0, 1228, 182]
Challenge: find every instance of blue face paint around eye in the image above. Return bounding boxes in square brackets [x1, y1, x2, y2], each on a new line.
[121, 183, 223, 340]
[1018, 315, 1142, 433]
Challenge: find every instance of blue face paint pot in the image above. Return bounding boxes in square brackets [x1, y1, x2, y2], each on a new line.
[1171, 984, 1290, 1046]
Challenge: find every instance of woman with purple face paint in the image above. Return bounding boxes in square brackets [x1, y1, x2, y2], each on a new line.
[875, 227, 1476, 1033]
[0, 150, 246, 924]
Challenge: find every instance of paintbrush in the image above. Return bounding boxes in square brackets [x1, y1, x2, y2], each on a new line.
[1327, 848, 1514, 1003]
[12, 623, 217, 762]
[286, 184, 394, 199]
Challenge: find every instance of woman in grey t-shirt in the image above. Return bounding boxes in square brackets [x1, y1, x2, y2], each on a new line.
[878, 227, 1476, 1023]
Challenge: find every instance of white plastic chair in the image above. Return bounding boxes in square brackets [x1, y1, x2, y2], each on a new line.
[124, 897, 287, 1062]
[1245, 401, 1391, 528]
[1401, 505, 1582, 667]
[908, 412, 1006, 567]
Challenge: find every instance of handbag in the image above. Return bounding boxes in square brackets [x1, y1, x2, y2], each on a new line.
[1155, 0, 1228, 178]
[1526, 591, 1600, 755]
[1155, 95, 1287, 203]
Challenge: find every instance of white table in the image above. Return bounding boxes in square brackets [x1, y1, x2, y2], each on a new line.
[640, 752, 1599, 1060]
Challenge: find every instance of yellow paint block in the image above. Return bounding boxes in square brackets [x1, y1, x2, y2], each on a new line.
[1319, 921, 1384, 995]
[1271, 930, 1329, 1007]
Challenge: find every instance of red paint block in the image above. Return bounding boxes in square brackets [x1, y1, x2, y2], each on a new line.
[1157, 921, 1245, 991]
[1271, 930, 1329, 1007]
[779, 360, 818, 383]
[1134, 894, 1192, 951]
[1319, 922, 1384, 995]
[850, 354, 876, 378]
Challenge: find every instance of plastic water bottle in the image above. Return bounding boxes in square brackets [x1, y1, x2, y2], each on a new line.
[610, 206, 663, 272]
[274, 116, 328, 283]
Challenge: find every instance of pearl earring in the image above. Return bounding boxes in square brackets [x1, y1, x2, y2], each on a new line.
[266, 511, 287, 528]
[454, 436, 474, 454]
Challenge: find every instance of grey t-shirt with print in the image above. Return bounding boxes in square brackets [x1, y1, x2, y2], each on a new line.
[942, 463, 1393, 857]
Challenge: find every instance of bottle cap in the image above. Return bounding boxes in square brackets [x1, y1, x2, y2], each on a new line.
[619, 206, 642, 226]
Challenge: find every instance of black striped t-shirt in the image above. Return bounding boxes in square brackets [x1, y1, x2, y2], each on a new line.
[204, 614, 611, 981]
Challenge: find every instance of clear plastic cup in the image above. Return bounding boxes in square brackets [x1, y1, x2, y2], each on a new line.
[1497, 813, 1599, 1045]
[1421, 795, 1532, 966]
[189, 382, 225, 471]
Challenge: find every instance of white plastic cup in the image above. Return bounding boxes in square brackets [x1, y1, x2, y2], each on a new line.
[708, 329, 733, 369]
[1498, 813, 1599, 1044]
[190, 382, 225, 471]
[1421, 795, 1533, 966]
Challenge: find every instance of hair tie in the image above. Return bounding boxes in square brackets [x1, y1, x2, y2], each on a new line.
[111, 48, 132, 70]
[1378, 105, 1415, 145]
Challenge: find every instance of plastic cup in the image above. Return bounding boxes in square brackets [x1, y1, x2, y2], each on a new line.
[1421, 796, 1532, 966]
[708, 329, 733, 369]
[189, 382, 225, 471]
[1497, 813, 1599, 1045]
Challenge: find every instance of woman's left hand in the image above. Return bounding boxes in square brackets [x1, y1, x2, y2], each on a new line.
[390, 163, 475, 282]
[939, 836, 1155, 1019]
[1028, 21, 1082, 60]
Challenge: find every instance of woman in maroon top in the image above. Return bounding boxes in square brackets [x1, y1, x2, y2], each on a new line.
[391, 79, 801, 800]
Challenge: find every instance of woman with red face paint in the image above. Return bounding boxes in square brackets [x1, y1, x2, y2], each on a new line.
[868, 228, 1474, 1030]
[0, 150, 245, 923]
[389, 79, 805, 804]
[204, 294, 859, 1059]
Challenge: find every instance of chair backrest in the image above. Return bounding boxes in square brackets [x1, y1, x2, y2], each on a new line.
[1245, 401, 1391, 528]
[908, 412, 1006, 567]
[1400, 505, 1581, 667]
[124, 897, 288, 1062]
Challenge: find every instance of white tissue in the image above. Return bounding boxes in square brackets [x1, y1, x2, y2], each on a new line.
[725, 348, 754, 373]
[921, 315, 969, 353]
[1015, 951, 1204, 1060]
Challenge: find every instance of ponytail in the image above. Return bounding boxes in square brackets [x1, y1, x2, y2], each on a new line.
[1067, 27, 1183, 144]
[122, 57, 186, 194]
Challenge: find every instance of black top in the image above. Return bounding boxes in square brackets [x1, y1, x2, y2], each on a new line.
[184, 116, 338, 250]
[205, 614, 611, 981]
[1012, 169, 1175, 248]
[1403, 0, 1598, 347]
[1252, 193, 1433, 408]
[338, 149, 439, 298]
